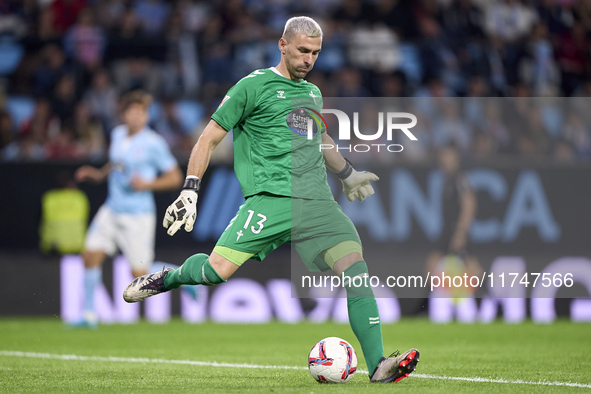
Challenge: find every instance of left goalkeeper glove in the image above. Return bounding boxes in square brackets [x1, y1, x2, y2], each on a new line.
[337, 158, 379, 202]
[163, 176, 200, 236]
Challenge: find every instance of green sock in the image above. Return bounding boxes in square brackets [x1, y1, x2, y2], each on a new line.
[164, 253, 226, 290]
[343, 260, 384, 375]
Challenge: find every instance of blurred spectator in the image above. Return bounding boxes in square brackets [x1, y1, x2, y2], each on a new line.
[334, 68, 370, 97]
[485, 35, 511, 94]
[378, 71, 408, 97]
[161, 9, 199, 98]
[18, 98, 57, 161]
[553, 139, 576, 163]
[112, 8, 142, 39]
[563, 111, 591, 158]
[95, 0, 125, 34]
[424, 143, 481, 310]
[306, 72, 336, 97]
[398, 112, 431, 161]
[112, 57, 161, 95]
[39, 170, 90, 255]
[50, 0, 87, 34]
[0, 0, 27, 37]
[521, 107, 552, 157]
[555, 21, 590, 96]
[471, 131, 496, 159]
[219, 0, 248, 35]
[229, 13, 267, 81]
[83, 68, 119, 132]
[178, 0, 210, 33]
[20, 98, 58, 148]
[415, 76, 453, 97]
[348, 18, 400, 72]
[34, 44, 68, 97]
[479, 100, 510, 152]
[574, 0, 591, 31]
[375, 0, 417, 40]
[576, 0, 591, 32]
[34, 6, 60, 44]
[46, 124, 78, 160]
[51, 73, 78, 123]
[312, 18, 346, 74]
[442, 0, 484, 50]
[465, 75, 489, 97]
[535, 0, 569, 35]
[415, 0, 449, 82]
[332, 0, 372, 27]
[519, 22, 559, 96]
[432, 100, 472, 152]
[154, 98, 192, 152]
[199, 15, 233, 100]
[0, 110, 15, 153]
[63, 8, 106, 70]
[73, 102, 105, 161]
[2, 0, 591, 163]
[134, 0, 171, 35]
[484, 0, 537, 43]
[574, 78, 591, 97]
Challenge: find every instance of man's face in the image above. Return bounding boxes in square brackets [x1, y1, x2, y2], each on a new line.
[439, 147, 460, 174]
[123, 103, 149, 130]
[280, 33, 322, 80]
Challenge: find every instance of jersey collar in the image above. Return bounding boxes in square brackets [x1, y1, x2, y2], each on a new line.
[269, 67, 305, 83]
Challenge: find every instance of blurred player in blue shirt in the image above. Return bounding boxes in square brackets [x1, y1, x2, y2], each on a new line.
[74, 90, 182, 327]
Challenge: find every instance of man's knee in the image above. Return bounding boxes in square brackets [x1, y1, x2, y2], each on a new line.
[131, 268, 148, 278]
[333, 252, 363, 276]
[83, 250, 105, 268]
[209, 252, 241, 280]
[323, 241, 364, 275]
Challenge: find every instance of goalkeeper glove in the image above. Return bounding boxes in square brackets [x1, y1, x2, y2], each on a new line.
[337, 158, 379, 202]
[163, 176, 200, 236]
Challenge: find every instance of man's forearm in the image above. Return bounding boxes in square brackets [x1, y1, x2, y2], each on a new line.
[186, 119, 228, 180]
[187, 137, 215, 179]
[97, 163, 112, 181]
[321, 133, 346, 173]
[148, 167, 183, 191]
[456, 192, 476, 233]
[323, 147, 346, 173]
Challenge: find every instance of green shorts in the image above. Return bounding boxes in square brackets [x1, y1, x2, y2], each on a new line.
[214, 193, 362, 272]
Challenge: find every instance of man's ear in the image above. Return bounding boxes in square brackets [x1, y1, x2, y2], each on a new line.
[278, 37, 287, 54]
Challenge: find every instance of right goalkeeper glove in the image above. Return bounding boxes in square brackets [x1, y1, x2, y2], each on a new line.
[337, 158, 379, 202]
[163, 176, 200, 236]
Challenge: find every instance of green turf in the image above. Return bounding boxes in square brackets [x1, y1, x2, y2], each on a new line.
[0, 318, 589, 393]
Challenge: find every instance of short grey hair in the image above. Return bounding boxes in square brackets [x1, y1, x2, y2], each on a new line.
[282, 16, 323, 42]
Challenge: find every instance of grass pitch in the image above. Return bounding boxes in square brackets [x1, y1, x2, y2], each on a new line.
[0, 318, 590, 393]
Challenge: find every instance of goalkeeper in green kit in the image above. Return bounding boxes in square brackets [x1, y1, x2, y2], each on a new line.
[123, 16, 419, 383]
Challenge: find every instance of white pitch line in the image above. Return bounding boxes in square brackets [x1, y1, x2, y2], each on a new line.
[2, 351, 590, 389]
[410, 374, 591, 389]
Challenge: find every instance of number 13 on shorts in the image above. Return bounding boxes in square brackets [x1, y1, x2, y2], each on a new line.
[229, 209, 267, 241]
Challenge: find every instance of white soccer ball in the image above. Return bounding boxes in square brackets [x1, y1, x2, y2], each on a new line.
[308, 337, 358, 383]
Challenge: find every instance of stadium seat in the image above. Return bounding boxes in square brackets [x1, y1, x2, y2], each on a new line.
[6, 96, 35, 128]
[0, 37, 23, 76]
[148, 101, 162, 122]
[176, 100, 203, 133]
[398, 43, 422, 87]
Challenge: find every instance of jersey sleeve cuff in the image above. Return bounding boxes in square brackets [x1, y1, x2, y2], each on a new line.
[211, 114, 232, 132]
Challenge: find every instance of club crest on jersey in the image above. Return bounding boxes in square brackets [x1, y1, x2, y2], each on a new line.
[218, 95, 231, 108]
[286, 107, 326, 137]
[309, 90, 317, 105]
[277, 90, 286, 99]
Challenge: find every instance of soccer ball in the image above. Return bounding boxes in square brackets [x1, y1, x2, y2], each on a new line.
[308, 337, 358, 383]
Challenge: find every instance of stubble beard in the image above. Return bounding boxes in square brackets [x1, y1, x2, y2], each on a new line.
[286, 57, 309, 80]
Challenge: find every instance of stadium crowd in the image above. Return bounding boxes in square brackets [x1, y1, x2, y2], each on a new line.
[0, 0, 590, 163]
